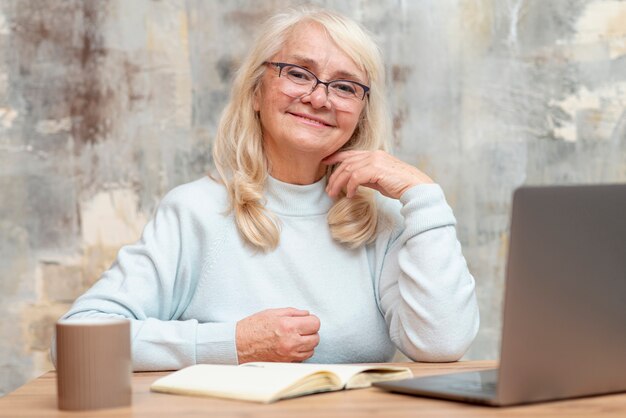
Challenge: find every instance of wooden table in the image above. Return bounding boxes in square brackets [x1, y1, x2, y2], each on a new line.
[2, 360, 625, 417]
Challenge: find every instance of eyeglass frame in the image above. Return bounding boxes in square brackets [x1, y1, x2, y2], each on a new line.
[264, 61, 371, 101]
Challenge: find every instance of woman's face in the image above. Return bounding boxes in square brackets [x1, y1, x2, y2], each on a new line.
[254, 22, 368, 165]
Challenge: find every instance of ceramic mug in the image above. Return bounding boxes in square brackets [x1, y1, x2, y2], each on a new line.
[55, 318, 132, 411]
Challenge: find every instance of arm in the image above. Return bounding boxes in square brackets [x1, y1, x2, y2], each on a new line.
[377, 185, 479, 361]
[324, 150, 479, 361]
[51, 187, 238, 371]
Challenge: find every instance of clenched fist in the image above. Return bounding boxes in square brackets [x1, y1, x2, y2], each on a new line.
[236, 308, 321, 363]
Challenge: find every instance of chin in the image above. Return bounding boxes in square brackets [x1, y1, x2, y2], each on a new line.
[291, 139, 329, 154]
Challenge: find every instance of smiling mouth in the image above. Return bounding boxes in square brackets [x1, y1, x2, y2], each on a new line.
[289, 112, 334, 127]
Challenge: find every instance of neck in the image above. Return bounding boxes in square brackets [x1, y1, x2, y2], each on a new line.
[264, 174, 333, 216]
[265, 146, 326, 185]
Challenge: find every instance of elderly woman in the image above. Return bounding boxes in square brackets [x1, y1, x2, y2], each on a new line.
[54, 8, 479, 370]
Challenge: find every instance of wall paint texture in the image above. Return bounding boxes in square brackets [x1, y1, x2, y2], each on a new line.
[1, 0, 625, 395]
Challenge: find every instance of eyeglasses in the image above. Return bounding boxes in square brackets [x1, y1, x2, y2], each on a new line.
[265, 62, 370, 104]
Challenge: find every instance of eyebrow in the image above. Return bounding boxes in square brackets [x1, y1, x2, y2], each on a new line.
[288, 54, 364, 82]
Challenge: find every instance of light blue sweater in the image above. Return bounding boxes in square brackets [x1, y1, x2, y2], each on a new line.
[55, 175, 479, 371]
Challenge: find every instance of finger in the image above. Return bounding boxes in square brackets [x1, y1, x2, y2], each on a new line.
[291, 314, 321, 335]
[271, 307, 310, 317]
[346, 167, 381, 198]
[322, 149, 367, 165]
[327, 157, 373, 198]
[326, 152, 370, 187]
[292, 350, 315, 362]
[297, 333, 320, 351]
[326, 153, 371, 197]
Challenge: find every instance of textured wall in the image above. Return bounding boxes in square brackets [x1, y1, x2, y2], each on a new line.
[1, 0, 625, 396]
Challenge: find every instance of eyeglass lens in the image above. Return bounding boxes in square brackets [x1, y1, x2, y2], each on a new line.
[275, 64, 366, 109]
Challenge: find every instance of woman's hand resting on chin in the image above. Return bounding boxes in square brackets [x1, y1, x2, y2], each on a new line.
[323, 150, 433, 200]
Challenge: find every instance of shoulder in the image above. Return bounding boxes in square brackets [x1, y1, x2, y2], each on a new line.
[159, 175, 229, 217]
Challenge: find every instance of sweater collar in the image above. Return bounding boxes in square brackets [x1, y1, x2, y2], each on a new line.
[264, 175, 334, 216]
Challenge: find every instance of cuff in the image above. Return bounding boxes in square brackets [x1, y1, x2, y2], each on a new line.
[195, 322, 238, 365]
[399, 184, 456, 234]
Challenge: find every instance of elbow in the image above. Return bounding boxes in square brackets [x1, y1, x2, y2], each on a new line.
[395, 310, 480, 363]
[400, 337, 472, 363]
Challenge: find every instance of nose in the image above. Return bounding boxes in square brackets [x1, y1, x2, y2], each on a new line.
[302, 83, 332, 109]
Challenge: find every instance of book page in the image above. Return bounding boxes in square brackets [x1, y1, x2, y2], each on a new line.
[344, 368, 413, 389]
[151, 364, 342, 403]
[241, 362, 412, 388]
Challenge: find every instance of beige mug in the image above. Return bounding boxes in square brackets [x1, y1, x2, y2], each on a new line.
[55, 318, 132, 411]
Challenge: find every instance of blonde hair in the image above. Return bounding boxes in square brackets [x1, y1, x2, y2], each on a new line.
[212, 7, 390, 251]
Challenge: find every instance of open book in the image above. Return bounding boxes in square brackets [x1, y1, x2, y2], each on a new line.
[150, 362, 413, 403]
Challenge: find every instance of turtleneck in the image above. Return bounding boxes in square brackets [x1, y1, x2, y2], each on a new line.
[264, 175, 335, 216]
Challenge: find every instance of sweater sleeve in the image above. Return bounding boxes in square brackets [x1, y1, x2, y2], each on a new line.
[50, 187, 238, 371]
[377, 184, 479, 362]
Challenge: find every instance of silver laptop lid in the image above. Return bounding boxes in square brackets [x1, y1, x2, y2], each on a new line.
[497, 184, 626, 405]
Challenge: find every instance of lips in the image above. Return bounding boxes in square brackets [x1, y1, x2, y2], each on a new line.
[288, 112, 335, 127]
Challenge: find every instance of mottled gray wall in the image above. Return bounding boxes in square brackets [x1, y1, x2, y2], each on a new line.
[1, 0, 625, 396]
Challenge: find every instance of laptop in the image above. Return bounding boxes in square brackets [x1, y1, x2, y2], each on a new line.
[375, 184, 626, 406]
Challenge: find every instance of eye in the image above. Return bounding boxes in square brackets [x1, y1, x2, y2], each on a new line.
[331, 81, 358, 96]
[285, 67, 314, 82]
